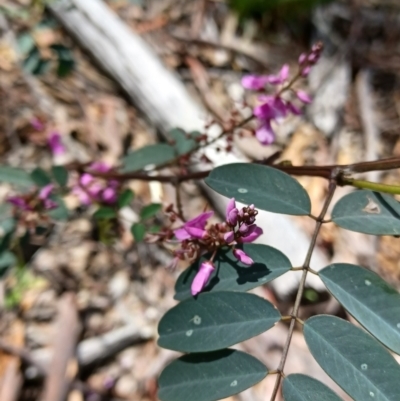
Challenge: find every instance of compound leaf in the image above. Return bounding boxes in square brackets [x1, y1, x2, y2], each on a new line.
[158, 291, 280, 353]
[0, 166, 34, 188]
[175, 244, 291, 301]
[121, 144, 175, 172]
[158, 349, 267, 401]
[320, 263, 400, 355]
[283, 374, 343, 401]
[205, 164, 311, 215]
[304, 315, 400, 401]
[332, 190, 400, 235]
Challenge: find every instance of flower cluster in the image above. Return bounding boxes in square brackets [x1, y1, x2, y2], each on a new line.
[241, 42, 323, 145]
[167, 198, 263, 296]
[73, 162, 119, 206]
[8, 184, 57, 212]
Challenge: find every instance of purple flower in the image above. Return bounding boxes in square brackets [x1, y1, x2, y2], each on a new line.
[31, 117, 45, 131]
[224, 231, 235, 243]
[266, 64, 289, 85]
[226, 198, 239, 226]
[191, 261, 215, 296]
[7, 196, 31, 211]
[238, 224, 263, 243]
[174, 211, 213, 241]
[233, 249, 254, 265]
[38, 184, 58, 210]
[296, 90, 312, 104]
[256, 121, 275, 145]
[48, 132, 66, 156]
[73, 162, 119, 206]
[241, 75, 269, 91]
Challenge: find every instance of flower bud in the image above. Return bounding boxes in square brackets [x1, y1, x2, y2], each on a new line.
[191, 261, 215, 296]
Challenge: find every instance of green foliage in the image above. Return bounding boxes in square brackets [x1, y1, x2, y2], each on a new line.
[158, 349, 268, 401]
[46, 196, 69, 221]
[332, 190, 400, 235]
[158, 291, 280, 352]
[228, 0, 332, 20]
[31, 167, 52, 187]
[282, 374, 343, 401]
[174, 244, 291, 301]
[51, 166, 69, 187]
[205, 164, 311, 215]
[0, 166, 34, 188]
[131, 222, 146, 242]
[122, 144, 176, 172]
[93, 206, 117, 220]
[140, 203, 162, 220]
[158, 162, 400, 401]
[304, 315, 400, 400]
[320, 263, 400, 354]
[168, 128, 201, 156]
[117, 189, 135, 208]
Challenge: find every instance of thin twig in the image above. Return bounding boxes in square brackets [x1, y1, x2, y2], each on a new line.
[269, 178, 337, 401]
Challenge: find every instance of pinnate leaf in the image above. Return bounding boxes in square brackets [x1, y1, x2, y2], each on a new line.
[332, 190, 400, 235]
[131, 222, 146, 242]
[158, 349, 267, 401]
[168, 128, 201, 155]
[117, 189, 134, 208]
[51, 166, 69, 187]
[158, 291, 280, 353]
[174, 244, 291, 301]
[320, 263, 400, 355]
[283, 374, 343, 401]
[0, 166, 34, 188]
[140, 203, 161, 220]
[121, 144, 175, 172]
[31, 168, 52, 187]
[205, 164, 311, 215]
[304, 315, 400, 401]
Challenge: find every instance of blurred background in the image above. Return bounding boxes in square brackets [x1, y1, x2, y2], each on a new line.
[1, 0, 400, 400]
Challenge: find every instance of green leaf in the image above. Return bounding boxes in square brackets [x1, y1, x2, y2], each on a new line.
[93, 206, 117, 220]
[117, 189, 134, 208]
[121, 144, 175, 172]
[320, 263, 400, 355]
[175, 244, 291, 301]
[0, 251, 17, 278]
[158, 349, 268, 401]
[131, 223, 146, 242]
[50, 44, 75, 77]
[51, 166, 68, 187]
[140, 203, 161, 220]
[283, 374, 343, 401]
[205, 164, 311, 215]
[46, 196, 68, 221]
[158, 291, 280, 353]
[168, 128, 201, 155]
[304, 315, 400, 401]
[31, 168, 51, 187]
[0, 166, 34, 188]
[17, 33, 35, 56]
[0, 204, 16, 236]
[332, 190, 400, 235]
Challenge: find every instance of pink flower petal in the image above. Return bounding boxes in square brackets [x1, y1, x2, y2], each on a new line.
[239, 225, 263, 243]
[233, 249, 254, 265]
[224, 231, 235, 243]
[39, 184, 54, 200]
[256, 122, 275, 146]
[191, 261, 215, 296]
[296, 90, 312, 104]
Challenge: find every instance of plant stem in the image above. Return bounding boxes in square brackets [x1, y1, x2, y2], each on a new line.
[269, 179, 337, 401]
[342, 177, 400, 195]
